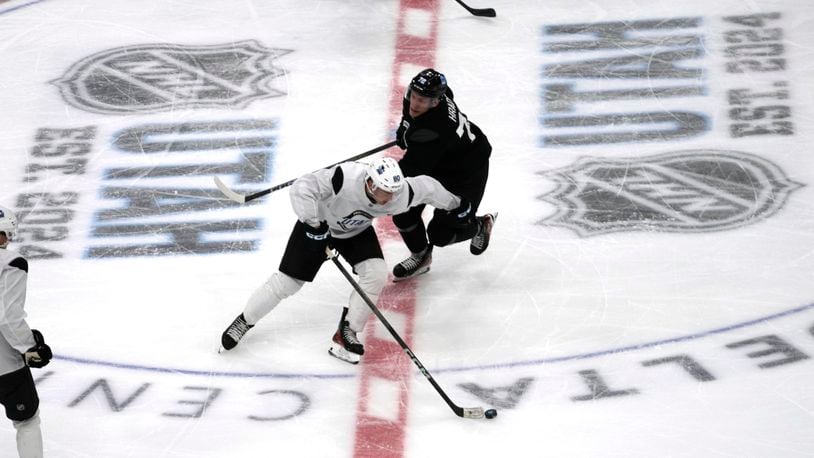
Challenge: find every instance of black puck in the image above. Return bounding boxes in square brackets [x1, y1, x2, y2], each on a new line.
[485, 409, 497, 419]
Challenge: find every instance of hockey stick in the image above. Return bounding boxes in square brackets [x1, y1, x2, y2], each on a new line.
[214, 140, 398, 203]
[328, 251, 487, 419]
[453, 0, 496, 17]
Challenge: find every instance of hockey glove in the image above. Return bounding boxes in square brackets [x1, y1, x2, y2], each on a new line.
[23, 329, 52, 369]
[304, 221, 330, 253]
[396, 121, 408, 149]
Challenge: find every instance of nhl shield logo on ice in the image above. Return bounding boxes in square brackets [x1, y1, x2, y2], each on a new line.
[52, 40, 291, 114]
[538, 149, 803, 236]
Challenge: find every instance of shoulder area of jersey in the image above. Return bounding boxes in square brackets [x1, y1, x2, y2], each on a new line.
[0, 242, 27, 269]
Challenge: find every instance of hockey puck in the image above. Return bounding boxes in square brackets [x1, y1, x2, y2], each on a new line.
[485, 409, 497, 419]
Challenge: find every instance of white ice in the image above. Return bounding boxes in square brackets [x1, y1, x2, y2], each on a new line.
[1, 0, 813, 457]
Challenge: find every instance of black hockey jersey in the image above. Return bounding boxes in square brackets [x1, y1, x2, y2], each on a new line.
[396, 87, 491, 192]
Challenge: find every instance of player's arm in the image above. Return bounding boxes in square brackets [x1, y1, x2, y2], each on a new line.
[405, 175, 461, 211]
[0, 258, 36, 353]
[289, 166, 337, 228]
[407, 175, 474, 226]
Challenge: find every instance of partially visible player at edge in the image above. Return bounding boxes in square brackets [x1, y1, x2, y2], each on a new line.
[219, 158, 470, 364]
[0, 206, 53, 458]
[391, 68, 496, 282]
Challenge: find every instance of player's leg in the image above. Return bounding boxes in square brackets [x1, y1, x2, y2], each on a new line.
[329, 228, 387, 363]
[427, 177, 485, 247]
[392, 204, 433, 281]
[427, 166, 496, 255]
[1, 367, 43, 458]
[221, 221, 322, 350]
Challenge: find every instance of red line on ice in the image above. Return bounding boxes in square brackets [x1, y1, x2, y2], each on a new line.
[353, 1, 439, 457]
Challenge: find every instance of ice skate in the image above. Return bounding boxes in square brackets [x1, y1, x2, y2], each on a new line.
[470, 213, 497, 255]
[329, 308, 364, 364]
[392, 246, 433, 282]
[220, 313, 253, 351]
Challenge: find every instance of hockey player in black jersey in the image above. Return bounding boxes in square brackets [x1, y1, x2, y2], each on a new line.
[392, 68, 496, 281]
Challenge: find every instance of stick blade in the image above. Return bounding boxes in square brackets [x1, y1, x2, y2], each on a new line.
[214, 176, 247, 204]
[462, 407, 485, 419]
[454, 0, 496, 17]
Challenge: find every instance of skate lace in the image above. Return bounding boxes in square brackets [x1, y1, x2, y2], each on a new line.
[399, 252, 425, 271]
[226, 317, 250, 340]
[472, 215, 493, 250]
[341, 325, 361, 345]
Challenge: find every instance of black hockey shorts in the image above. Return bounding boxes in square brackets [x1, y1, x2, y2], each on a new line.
[0, 366, 39, 421]
[279, 222, 384, 282]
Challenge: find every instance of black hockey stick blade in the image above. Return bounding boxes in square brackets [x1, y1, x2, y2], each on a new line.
[214, 140, 397, 204]
[327, 251, 486, 419]
[453, 0, 496, 17]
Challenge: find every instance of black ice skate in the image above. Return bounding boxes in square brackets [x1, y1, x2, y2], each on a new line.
[392, 246, 433, 282]
[220, 313, 253, 351]
[329, 308, 364, 364]
[470, 213, 497, 255]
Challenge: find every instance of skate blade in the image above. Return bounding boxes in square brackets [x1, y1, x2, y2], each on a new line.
[392, 266, 431, 283]
[329, 344, 361, 364]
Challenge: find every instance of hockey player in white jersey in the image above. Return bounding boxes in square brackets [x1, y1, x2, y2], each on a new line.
[0, 206, 52, 458]
[220, 157, 469, 364]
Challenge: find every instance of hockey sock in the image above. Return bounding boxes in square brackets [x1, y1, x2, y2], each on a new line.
[346, 258, 387, 330]
[396, 221, 429, 254]
[14, 410, 43, 458]
[243, 272, 304, 324]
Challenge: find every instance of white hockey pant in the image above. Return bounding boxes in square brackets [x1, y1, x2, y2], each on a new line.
[243, 272, 305, 325]
[13, 409, 43, 458]
[346, 258, 388, 332]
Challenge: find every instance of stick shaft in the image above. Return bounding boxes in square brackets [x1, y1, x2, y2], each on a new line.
[216, 140, 397, 203]
[330, 255, 481, 418]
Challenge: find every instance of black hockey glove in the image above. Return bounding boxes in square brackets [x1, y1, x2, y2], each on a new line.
[396, 121, 408, 149]
[23, 329, 52, 369]
[304, 221, 330, 253]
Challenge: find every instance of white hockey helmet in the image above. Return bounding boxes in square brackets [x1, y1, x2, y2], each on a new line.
[0, 205, 18, 247]
[366, 157, 404, 193]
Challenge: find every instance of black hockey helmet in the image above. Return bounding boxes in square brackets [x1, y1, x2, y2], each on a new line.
[409, 68, 447, 99]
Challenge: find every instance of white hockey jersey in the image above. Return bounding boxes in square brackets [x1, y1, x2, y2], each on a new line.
[290, 161, 461, 239]
[0, 248, 35, 375]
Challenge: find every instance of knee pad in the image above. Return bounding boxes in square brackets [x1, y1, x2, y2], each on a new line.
[393, 214, 417, 231]
[13, 409, 40, 430]
[268, 272, 304, 299]
[354, 258, 387, 294]
[244, 272, 305, 324]
[393, 206, 424, 231]
[427, 219, 456, 247]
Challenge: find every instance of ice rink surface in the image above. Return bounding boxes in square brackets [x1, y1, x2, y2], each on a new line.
[1, 0, 813, 456]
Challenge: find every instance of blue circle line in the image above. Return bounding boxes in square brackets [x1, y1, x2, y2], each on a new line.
[0, 0, 47, 16]
[54, 301, 814, 379]
[436, 301, 814, 374]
